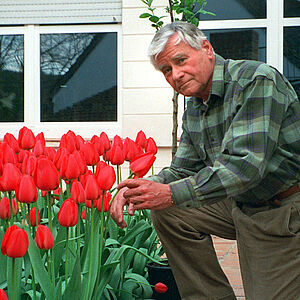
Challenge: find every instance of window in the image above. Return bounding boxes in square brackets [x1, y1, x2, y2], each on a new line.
[0, 34, 24, 122]
[0, 24, 121, 138]
[195, 0, 300, 98]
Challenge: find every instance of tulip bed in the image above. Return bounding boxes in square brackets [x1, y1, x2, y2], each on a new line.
[0, 127, 166, 300]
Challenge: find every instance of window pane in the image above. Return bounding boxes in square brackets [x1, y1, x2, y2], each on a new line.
[284, 0, 300, 17]
[203, 28, 266, 62]
[0, 35, 24, 122]
[197, 0, 266, 21]
[40, 32, 117, 122]
[284, 27, 300, 99]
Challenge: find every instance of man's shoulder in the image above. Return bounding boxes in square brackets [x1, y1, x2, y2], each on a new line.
[224, 58, 275, 86]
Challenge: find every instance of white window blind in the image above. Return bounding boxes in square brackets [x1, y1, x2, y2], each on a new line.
[0, 0, 122, 25]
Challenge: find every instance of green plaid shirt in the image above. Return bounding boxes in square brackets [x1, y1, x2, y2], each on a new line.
[149, 54, 300, 208]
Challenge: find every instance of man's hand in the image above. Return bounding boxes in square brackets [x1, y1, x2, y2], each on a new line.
[117, 179, 174, 211]
[110, 187, 135, 228]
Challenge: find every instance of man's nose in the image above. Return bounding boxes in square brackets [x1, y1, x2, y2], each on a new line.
[172, 67, 184, 81]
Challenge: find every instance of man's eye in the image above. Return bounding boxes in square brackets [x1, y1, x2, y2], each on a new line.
[178, 58, 186, 63]
[163, 68, 171, 75]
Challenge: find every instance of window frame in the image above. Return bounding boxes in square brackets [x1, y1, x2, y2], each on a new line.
[0, 23, 122, 140]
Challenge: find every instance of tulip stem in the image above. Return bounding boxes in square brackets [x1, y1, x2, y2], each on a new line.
[11, 258, 16, 300]
[77, 204, 82, 256]
[47, 192, 53, 233]
[85, 206, 94, 300]
[95, 191, 106, 290]
[65, 228, 69, 285]
[8, 192, 13, 226]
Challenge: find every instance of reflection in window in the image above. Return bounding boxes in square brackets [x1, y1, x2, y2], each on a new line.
[203, 28, 266, 62]
[0, 35, 24, 122]
[197, 0, 266, 20]
[284, 27, 300, 98]
[284, 0, 300, 17]
[40, 32, 117, 122]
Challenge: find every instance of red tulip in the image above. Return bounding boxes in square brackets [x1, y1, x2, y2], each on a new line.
[18, 126, 36, 150]
[35, 132, 46, 147]
[129, 152, 156, 178]
[135, 130, 147, 149]
[53, 147, 68, 170]
[96, 165, 116, 191]
[3, 133, 20, 154]
[60, 152, 81, 180]
[76, 134, 85, 150]
[22, 154, 37, 176]
[58, 198, 78, 227]
[59, 131, 77, 153]
[80, 142, 99, 166]
[0, 289, 8, 300]
[84, 174, 99, 200]
[123, 138, 143, 161]
[112, 135, 123, 149]
[81, 210, 88, 220]
[71, 180, 86, 204]
[35, 225, 54, 250]
[0, 142, 18, 164]
[0, 163, 21, 191]
[0, 197, 18, 219]
[146, 137, 157, 155]
[44, 147, 56, 162]
[34, 158, 60, 191]
[1, 225, 29, 258]
[16, 174, 38, 203]
[85, 198, 98, 209]
[79, 169, 93, 188]
[91, 135, 105, 156]
[33, 140, 45, 157]
[154, 282, 168, 293]
[97, 191, 111, 212]
[110, 145, 124, 165]
[99, 132, 111, 152]
[27, 207, 41, 227]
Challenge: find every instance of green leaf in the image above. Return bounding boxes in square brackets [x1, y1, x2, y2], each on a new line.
[132, 248, 148, 275]
[119, 220, 150, 245]
[149, 15, 160, 23]
[7, 257, 22, 300]
[25, 227, 51, 300]
[63, 256, 81, 300]
[139, 13, 152, 18]
[125, 273, 153, 299]
[54, 226, 67, 277]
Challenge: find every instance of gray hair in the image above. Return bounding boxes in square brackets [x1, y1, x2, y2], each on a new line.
[148, 21, 207, 69]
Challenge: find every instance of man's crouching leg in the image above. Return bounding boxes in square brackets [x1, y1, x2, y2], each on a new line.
[151, 203, 236, 300]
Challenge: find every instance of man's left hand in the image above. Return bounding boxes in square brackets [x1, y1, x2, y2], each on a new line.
[117, 179, 174, 210]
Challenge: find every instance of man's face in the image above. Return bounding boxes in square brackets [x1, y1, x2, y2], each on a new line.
[156, 34, 215, 100]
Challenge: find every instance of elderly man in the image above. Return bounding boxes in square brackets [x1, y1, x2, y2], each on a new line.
[111, 21, 300, 300]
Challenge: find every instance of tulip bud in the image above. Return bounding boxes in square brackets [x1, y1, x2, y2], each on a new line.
[110, 145, 124, 166]
[35, 225, 54, 250]
[135, 130, 147, 149]
[34, 158, 60, 191]
[71, 180, 86, 204]
[80, 142, 99, 166]
[16, 174, 38, 203]
[1, 225, 29, 258]
[99, 132, 111, 152]
[33, 140, 45, 157]
[96, 165, 116, 191]
[81, 210, 88, 220]
[146, 137, 158, 155]
[129, 152, 156, 178]
[0, 163, 21, 191]
[58, 198, 78, 227]
[154, 282, 168, 293]
[0, 197, 18, 219]
[18, 126, 36, 150]
[0, 289, 8, 300]
[3, 133, 20, 154]
[27, 207, 41, 227]
[84, 175, 99, 201]
[0, 143, 17, 165]
[60, 152, 81, 180]
[96, 191, 111, 212]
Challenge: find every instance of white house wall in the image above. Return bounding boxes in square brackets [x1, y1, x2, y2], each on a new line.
[122, 0, 185, 171]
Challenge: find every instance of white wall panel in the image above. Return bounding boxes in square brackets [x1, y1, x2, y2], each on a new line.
[0, 0, 122, 24]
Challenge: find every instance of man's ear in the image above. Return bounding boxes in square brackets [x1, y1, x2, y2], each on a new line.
[202, 40, 214, 58]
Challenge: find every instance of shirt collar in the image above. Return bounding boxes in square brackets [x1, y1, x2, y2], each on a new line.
[191, 54, 225, 108]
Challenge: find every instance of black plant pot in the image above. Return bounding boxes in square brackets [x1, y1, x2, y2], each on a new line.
[146, 261, 181, 300]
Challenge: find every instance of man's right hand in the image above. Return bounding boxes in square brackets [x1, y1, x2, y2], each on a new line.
[110, 187, 135, 228]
